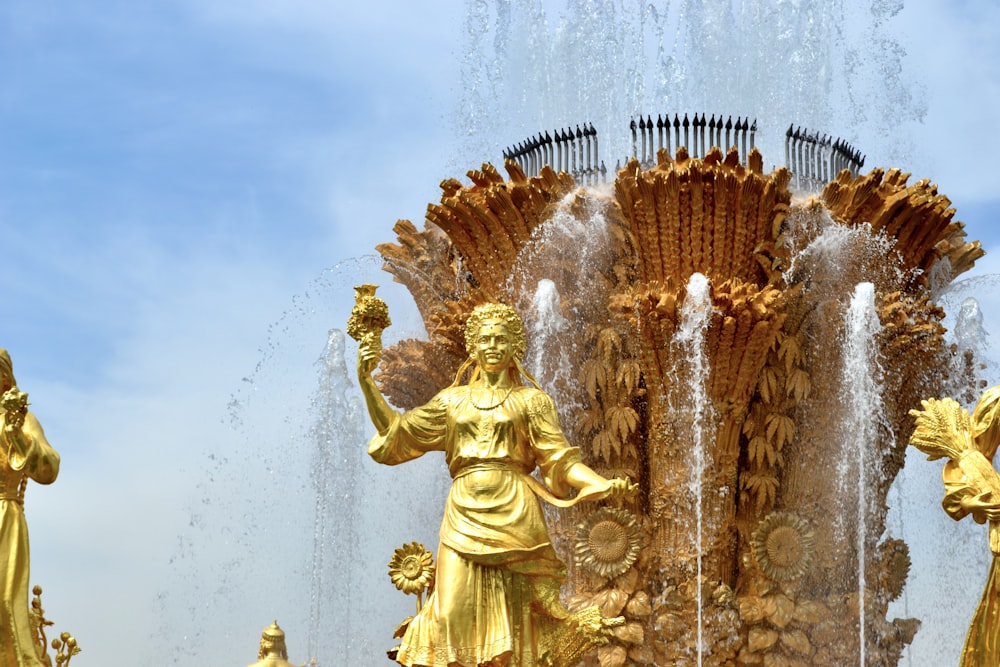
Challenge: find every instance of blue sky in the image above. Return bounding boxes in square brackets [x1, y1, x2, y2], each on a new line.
[1, 1, 999, 665]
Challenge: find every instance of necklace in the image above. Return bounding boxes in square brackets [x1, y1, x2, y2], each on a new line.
[468, 384, 514, 411]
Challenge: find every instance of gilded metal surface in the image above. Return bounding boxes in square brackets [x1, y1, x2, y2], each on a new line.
[368, 151, 982, 664]
[359, 303, 635, 667]
[246, 620, 299, 667]
[388, 542, 435, 613]
[0, 350, 61, 667]
[910, 387, 1000, 666]
[29, 587, 79, 667]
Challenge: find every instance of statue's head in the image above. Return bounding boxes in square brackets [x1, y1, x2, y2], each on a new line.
[463, 303, 527, 364]
[257, 620, 289, 660]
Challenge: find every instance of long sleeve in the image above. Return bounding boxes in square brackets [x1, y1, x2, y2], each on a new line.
[525, 391, 582, 498]
[368, 393, 449, 466]
[3, 412, 59, 485]
[943, 459, 984, 523]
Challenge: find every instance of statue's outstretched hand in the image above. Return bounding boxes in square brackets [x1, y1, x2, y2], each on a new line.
[607, 476, 639, 499]
[566, 463, 640, 503]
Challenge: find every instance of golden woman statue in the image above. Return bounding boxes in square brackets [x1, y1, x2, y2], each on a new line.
[0, 349, 60, 667]
[357, 303, 634, 667]
[910, 386, 1000, 666]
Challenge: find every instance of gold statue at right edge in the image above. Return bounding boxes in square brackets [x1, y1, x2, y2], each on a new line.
[910, 386, 1000, 666]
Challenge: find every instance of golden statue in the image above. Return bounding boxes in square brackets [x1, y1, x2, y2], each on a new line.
[356, 298, 635, 667]
[909, 386, 1000, 667]
[246, 620, 299, 667]
[0, 348, 59, 667]
[0, 349, 60, 667]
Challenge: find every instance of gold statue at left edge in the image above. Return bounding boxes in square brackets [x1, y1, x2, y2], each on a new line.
[353, 292, 636, 667]
[0, 349, 60, 667]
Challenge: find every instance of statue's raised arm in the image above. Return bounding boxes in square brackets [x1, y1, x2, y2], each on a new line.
[353, 298, 635, 667]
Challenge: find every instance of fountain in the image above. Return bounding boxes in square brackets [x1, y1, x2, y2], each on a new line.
[67, 1, 983, 665]
[365, 122, 982, 664]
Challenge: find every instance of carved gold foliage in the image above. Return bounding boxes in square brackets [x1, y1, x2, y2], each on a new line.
[613, 149, 791, 287]
[376, 219, 463, 324]
[706, 280, 786, 408]
[612, 622, 644, 644]
[764, 414, 794, 452]
[822, 167, 984, 282]
[747, 437, 770, 468]
[589, 589, 629, 618]
[785, 369, 810, 402]
[598, 645, 627, 667]
[744, 473, 779, 509]
[766, 595, 796, 629]
[616, 361, 641, 395]
[779, 629, 810, 655]
[740, 322, 809, 513]
[737, 586, 827, 667]
[791, 600, 830, 625]
[607, 406, 640, 444]
[397, 161, 579, 301]
[378, 338, 464, 410]
[574, 324, 645, 469]
[908, 396, 974, 460]
[582, 358, 609, 402]
[748, 627, 778, 652]
[624, 591, 652, 618]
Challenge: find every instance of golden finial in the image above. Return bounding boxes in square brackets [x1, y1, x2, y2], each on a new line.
[347, 284, 391, 347]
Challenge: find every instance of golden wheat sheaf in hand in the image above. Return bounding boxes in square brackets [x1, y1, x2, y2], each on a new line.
[908, 397, 974, 461]
[910, 396, 1000, 554]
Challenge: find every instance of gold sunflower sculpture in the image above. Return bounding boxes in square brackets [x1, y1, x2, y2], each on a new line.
[388, 542, 435, 612]
[751, 512, 815, 582]
[575, 507, 644, 579]
[876, 538, 910, 603]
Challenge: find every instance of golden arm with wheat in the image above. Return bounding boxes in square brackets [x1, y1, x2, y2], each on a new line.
[909, 389, 1000, 554]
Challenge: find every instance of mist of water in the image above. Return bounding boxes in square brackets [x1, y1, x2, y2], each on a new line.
[305, 329, 367, 663]
[455, 0, 924, 173]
